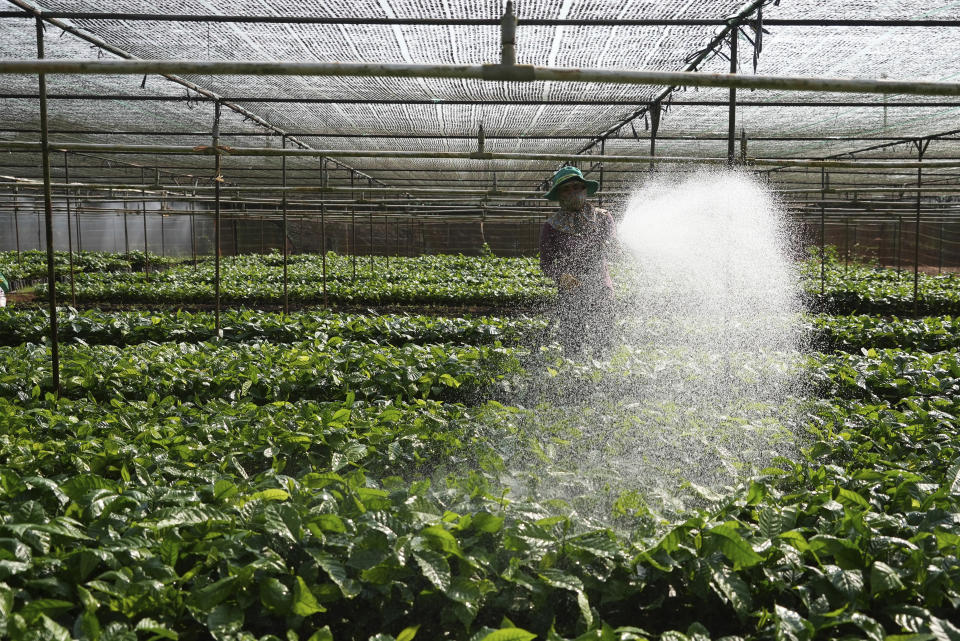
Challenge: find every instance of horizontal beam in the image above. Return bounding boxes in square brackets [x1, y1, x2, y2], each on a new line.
[4, 60, 960, 98]
[3, 12, 960, 27]
[5, 128, 959, 143]
[4, 94, 960, 107]
[6, 141, 960, 169]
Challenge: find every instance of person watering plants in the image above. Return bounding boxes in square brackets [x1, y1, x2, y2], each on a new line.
[539, 166, 617, 354]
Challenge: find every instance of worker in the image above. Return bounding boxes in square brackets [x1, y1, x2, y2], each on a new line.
[539, 166, 617, 354]
[0, 271, 7, 308]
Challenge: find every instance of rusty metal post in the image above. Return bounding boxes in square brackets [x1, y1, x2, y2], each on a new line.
[213, 101, 222, 332]
[36, 17, 60, 396]
[281, 135, 289, 314]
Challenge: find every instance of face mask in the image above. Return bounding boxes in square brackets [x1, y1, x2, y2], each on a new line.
[559, 190, 587, 211]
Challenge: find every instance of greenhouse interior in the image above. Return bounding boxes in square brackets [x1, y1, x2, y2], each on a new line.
[2, 1, 960, 640]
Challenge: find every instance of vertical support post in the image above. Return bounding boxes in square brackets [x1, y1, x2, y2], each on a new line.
[190, 198, 197, 265]
[727, 26, 738, 165]
[122, 195, 130, 256]
[213, 101, 222, 332]
[844, 217, 849, 273]
[350, 170, 357, 280]
[62, 153, 76, 306]
[819, 167, 825, 295]
[160, 192, 166, 257]
[500, 1, 517, 65]
[13, 186, 21, 264]
[142, 198, 150, 281]
[938, 221, 944, 275]
[281, 135, 289, 314]
[896, 216, 902, 276]
[385, 215, 390, 268]
[321, 160, 328, 306]
[36, 16, 60, 396]
[598, 139, 605, 207]
[914, 140, 929, 315]
[259, 216, 264, 254]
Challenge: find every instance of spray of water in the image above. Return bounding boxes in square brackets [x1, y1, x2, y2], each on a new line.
[499, 169, 809, 525]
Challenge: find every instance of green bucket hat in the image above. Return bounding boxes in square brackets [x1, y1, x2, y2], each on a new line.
[544, 166, 600, 201]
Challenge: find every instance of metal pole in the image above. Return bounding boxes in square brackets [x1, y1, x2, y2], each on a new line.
[896, 216, 902, 276]
[122, 196, 129, 255]
[62, 152, 76, 305]
[368, 208, 373, 273]
[213, 101, 222, 332]
[35, 17, 60, 396]
[385, 215, 390, 269]
[820, 166, 826, 295]
[728, 27, 738, 165]
[190, 198, 197, 264]
[939, 222, 944, 274]
[914, 140, 928, 314]
[13, 185, 20, 264]
[142, 198, 150, 281]
[160, 192, 166, 257]
[321, 160, 328, 305]
[350, 170, 356, 280]
[844, 217, 849, 273]
[281, 135, 289, 314]
[598, 139, 605, 206]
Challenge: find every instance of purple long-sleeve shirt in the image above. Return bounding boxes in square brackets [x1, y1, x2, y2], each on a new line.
[539, 207, 616, 294]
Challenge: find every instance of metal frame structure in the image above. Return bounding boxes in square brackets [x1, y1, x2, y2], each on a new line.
[4, 1, 960, 391]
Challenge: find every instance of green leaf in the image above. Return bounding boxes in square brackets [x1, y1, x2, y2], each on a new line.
[707, 525, 762, 569]
[477, 629, 537, 641]
[249, 488, 290, 502]
[421, 525, 462, 557]
[260, 578, 292, 614]
[291, 576, 325, 616]
[413, 549, 451, 592]
[397, 625, 421, 641]
[472, 512, 505, 534]
[870, 561, 904, 595]
[309, 550, 361, 599]
[825, 565, 864, 601]
[709, 567, 752, 619]
[59, 475, 116, 502]
[306, 627, 334, 641]
[438, 373, 461, 388]
[774, 605, 813, 641]
[192, 576, 238, 612]
[135, 618, 179, 641]
[207, 605, 243, 641]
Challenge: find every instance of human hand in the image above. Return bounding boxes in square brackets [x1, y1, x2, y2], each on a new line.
[558, 273, 581, 291]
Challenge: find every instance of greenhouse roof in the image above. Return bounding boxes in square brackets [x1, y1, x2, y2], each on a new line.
[2, 0, 960, 211]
